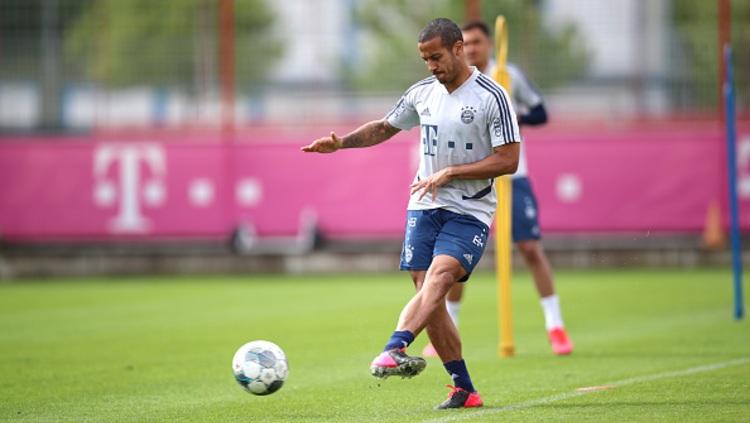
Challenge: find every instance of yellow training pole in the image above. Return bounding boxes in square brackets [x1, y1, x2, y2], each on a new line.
[492, 16, 515, 358]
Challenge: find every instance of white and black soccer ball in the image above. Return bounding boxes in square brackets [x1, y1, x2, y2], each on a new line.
[232, 340, 288, 395]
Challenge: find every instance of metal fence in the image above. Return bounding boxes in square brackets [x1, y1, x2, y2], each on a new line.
[0, 0, 747, 132]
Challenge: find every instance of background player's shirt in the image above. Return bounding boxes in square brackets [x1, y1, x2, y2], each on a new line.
[484, 60, 544, 179]
[385, 68, 521, 227]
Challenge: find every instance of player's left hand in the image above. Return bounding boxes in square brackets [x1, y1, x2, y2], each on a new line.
[410, 167, 453, 201]
[301, 132, 342, 153]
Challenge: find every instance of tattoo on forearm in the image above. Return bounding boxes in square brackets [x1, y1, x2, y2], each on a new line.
[341, 120, 399, 148]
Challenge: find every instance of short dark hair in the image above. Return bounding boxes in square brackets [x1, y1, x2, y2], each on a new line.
[418, 18, 463, 48]
[461, 20, 491, 38]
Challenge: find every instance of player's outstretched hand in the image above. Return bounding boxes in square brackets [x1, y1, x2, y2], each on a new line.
[301, 132, 342, 153]
[410, 167, 454, 201]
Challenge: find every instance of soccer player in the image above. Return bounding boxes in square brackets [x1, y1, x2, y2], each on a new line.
[423, 20, 573, 358]
[302, 18, 521, 409]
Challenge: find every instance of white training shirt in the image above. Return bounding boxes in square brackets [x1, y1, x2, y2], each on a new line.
[386, 67, 521, 227]
[483, 60, 544, 179]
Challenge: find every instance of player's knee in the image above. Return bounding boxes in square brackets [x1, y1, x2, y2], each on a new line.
[426, 266, 460, 289]
[519, 241, 541, 263]
[447, 283, 464, 302]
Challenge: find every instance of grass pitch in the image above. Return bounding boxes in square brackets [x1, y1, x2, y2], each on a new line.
[1, 268, 748, 422]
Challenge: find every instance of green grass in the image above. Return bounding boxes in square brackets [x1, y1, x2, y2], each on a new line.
[1, 269, 748, 422]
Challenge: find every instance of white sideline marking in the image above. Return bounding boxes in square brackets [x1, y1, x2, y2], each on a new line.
[423, 357, 750, 423]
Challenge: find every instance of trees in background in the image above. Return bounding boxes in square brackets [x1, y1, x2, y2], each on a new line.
[673, 0, 749, 109]
[350, 0, 589, 93]
[65, 0, 282, 92]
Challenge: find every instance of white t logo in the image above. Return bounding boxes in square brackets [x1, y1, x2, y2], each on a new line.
[93, 143, 166, 233]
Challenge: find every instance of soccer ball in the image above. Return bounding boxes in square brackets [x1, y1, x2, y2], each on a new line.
[232, 340, 288, 395]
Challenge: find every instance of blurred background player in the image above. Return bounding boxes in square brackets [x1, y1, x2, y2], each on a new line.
[423, 20, 573, 358]
[303, 18, 521, 409]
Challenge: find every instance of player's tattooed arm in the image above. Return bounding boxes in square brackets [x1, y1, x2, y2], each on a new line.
[340, 120, 400, 149]
[301, 120, 400, 153]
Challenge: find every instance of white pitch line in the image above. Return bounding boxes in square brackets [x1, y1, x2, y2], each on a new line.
[423, 357, 750, 423]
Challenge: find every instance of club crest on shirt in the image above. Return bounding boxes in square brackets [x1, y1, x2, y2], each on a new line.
[460, 106, 476, 124]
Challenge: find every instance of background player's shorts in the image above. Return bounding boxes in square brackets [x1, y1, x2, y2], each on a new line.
[512, 177, 542, 242]
[399, 208, 489, 282]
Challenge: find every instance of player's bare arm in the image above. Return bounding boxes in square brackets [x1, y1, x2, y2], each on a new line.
[411, 142, 520, 200]
[301, 119, 400, 153]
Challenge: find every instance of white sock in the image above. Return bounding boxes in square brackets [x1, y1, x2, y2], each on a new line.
[540, 294, 564, 330]
[446, 300, 461, 328]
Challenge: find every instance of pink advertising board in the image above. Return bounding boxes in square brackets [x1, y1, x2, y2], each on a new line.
[0, 121, 748, 241]
[0, 135, 417, 240]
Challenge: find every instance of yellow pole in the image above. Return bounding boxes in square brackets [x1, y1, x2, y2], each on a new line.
[492, 16, 515, 358]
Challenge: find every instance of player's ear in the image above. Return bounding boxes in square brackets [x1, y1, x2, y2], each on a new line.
[453, 40, 463, 57]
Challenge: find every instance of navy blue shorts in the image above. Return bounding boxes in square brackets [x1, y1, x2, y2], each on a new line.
[399, 209, 490, 282]
[512, 177, 541, 242]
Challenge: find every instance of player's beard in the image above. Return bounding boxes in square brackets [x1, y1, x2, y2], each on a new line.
[435, 62, 456, 85]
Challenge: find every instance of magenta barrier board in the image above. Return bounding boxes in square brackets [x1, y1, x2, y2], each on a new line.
[0, 137, 416, 240]
[0, 123, 748, 241]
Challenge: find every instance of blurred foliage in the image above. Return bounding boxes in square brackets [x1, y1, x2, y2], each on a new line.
[673, 0, 749, 109]
[349, 0, 589, 93]
[0, 0, 91, 77]
[64, 0, 282, 90]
